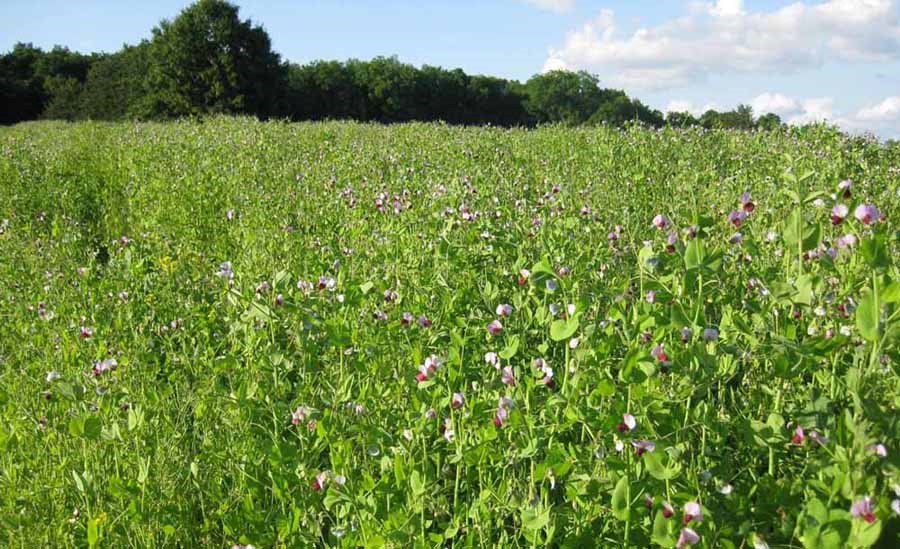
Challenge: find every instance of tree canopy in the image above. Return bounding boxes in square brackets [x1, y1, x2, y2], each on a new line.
[0, 0, 787, 132]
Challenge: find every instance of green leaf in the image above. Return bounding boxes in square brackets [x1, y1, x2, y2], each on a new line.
[83, 417, 102, 441]
[521, 505, 550, 531]
[550, 316, 579, 341]
[499, 335, 520, 359]
[652, 510, 676, 546]
[643, 451, 682, 480]
[359, 281, 374, 295]
[860, 234, 890, 269]
[596, 379, 615, 397]
[882, 281, 900, 303]
[855, 289, 879, 342]
[68, 417, 84, 438]
[611, 475, 630, 520]
[684, 239, 706, 271]
[850, 517, 882, 547]
[409, 470, 425, 497]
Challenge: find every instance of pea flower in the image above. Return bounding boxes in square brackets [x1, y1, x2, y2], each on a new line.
[451, 392, 465, 409]
[850, 496, 876, 523]
[831, 204, 849, 225]
[494, 396, 514, 426]
[836, 234, 857, 248]
[485, 352, 499, 367]
[703, 328, 719, 341]
[728, 210, 748, 228]
[418, 315, 432, 328]
[400, 311, 414, 325]
[869, 443, 888, 457]
[741, 191, 755, 212]
[652, 214, 670, 230]
[662, 501, 675, 518]
[651, 344, 668, 362]
[312, 472, 329, 491]
[80, 326, 93, 339]
[45, 371, 60, 382]
[645, 290, 656, 304]
[487, 319, 503, 335]
[791, 425, 805, 444]
[496, 303, 513, 317]
[92, 358, 118, 377]
[618, 413, 637, 433]
[501, 366, 516, 386]
[518, 269, 530, 285]
[838, 179, 852, 198]
[854, 204, 879, 225]
[666, 231, 679, 253]
[632, 440, 656, 456]
[683, 501, 703, 524]
[677, 527, 700, 548]
[291, 406, 310, 426]
[681, 326, 693, 343]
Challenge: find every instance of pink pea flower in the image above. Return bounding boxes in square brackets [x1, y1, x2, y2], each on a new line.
[533, 357, 547, 370]
[651, 344, 668, 362]
[485, 352, 499, 367]
[666, 231, 679, 253]
[487, 319, 503, 335]
[558, 266, 571, 277]
[652, 214, 670, 230]
[728, 210, 748, 228]
[496, 303, 513, 317]
[618, 413, 637, 433]
[741, 191, 755, 213]
[703, 328, 719, 341]
[854, 204, 879, 225]
[46, 370, 60, 382]
[518, 269, 530, 285]
[274, 294, 285, 306]
[501, 366, 516, 386]
[681, 326, 693, 343]
[791, 425, 805, 444]
[383, 289, 398, 302]
[80, 326, 93, 339]
[683, 501, 703, 524]
[291, 406, 310, 426]
[451, 392, 465, 409]
[418, 315, 432, 328]
[730, 232, 744, 245]
[850, 496, 876, 523]
[312, 472, 328, 491]
[539, 364, 555, 387]
[317, 276, 335, 291]
[645, 290, 656, 304]
[400, 311, 414, 325]
[677, 527, 700, 548]
[838, 179, 852, 198]
[644, 493, 654, 509]
[869, 443, 887, 457]
[662, 501, 675, 518]
[92, 358, 118, 377]
[632, 440, 656, 456]
[831, 204, 849, 225]
[494, 396, 514, 427]
[836, 234, 857, 249]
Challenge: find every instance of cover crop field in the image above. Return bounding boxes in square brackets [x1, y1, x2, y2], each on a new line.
[0, 118, 898, 548]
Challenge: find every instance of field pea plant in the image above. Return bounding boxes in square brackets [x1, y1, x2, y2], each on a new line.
[0, 118, 898, 548]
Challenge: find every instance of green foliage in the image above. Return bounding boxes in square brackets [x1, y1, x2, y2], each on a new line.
[144, 0, 287, 118]
[0, 118, 896, 546]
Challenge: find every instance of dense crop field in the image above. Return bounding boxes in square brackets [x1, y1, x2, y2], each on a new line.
[0, 118, 898, 548]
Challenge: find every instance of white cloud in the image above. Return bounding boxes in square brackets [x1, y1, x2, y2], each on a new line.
[522, 0, 575, 13]
[787, 97, 835, 125]
[543, 0, 900, 91]
[709, 0, 745, 18]
[856, 96, 900, 121]
[750, 93, 799, 116]
[665, 100, 721, 116]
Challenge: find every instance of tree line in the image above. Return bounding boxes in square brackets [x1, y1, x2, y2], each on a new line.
[1, 0, 784, 130]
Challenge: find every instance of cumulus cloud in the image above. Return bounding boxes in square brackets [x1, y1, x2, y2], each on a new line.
[750, 93, 799, 116]
[787, 97, 835, 125]
[665, 100, 721, 116]
[856, 96, 900, 121]
[522, 0, 575, 13]
[544, 0, 900, 91]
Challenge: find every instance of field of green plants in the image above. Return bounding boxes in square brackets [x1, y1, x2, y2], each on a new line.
[0, 118, 898, 548]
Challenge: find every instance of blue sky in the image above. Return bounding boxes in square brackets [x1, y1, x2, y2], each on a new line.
[2, 0, 899, 136]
